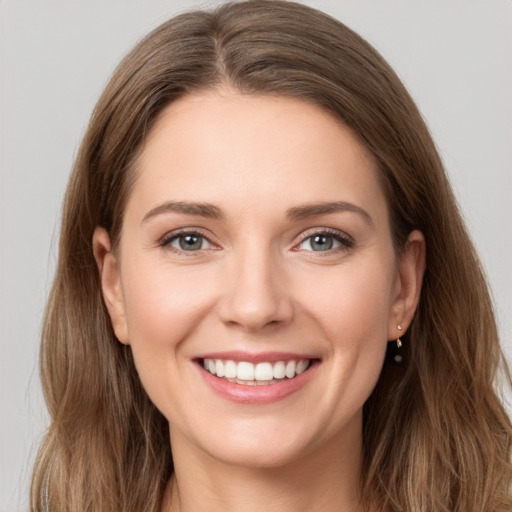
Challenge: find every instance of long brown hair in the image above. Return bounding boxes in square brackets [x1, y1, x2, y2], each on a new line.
[31, 1, 512, 510]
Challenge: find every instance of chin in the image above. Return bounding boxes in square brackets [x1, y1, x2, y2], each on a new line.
[203, 435, 314, 469]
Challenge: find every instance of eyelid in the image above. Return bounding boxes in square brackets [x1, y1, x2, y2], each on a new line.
[293, 227, 354, 251]
[159, 227, 220, 251]
[158, 226, 353, 253]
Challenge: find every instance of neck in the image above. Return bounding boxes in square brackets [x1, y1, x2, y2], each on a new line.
[162, 420, 363, 512]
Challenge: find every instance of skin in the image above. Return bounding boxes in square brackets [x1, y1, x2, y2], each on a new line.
[93, 90, 425, 512]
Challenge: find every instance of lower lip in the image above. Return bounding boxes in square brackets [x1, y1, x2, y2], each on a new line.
[197, 361, 319, 404]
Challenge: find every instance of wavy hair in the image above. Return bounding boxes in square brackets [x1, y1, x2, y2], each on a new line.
[31, 1, 511, 510]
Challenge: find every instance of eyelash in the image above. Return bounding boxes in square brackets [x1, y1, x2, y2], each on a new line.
[295, 228, 354, 253]
[159, 228, 354, 254]
[160, 229, 217, 254]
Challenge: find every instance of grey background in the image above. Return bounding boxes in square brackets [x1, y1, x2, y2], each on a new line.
[1, 1, 511, 510]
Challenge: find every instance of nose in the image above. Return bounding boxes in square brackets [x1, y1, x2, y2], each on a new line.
[218, 244, 294, 332]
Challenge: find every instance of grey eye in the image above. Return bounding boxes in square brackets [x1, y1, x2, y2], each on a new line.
[311, 235, 333, 251]
[299, 234, 340, 252]
[170, 233, 208, 251]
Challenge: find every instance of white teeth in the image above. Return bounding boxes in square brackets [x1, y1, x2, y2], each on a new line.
[215, 359, 225, 377]
[202, 358, 311, 383]
[273, 361, 286, 379]
[255, 362, 273, 381]
[237, 361, 255, 380]
[296, 360, 308, 375]
[285, 360, 296, 379]
[224, 360, 237, 379]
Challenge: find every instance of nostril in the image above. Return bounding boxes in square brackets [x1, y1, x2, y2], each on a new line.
[218, 292, 294, 332]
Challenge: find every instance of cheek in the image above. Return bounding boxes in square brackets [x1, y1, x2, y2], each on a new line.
[118, 258, 218, 396]
[303, 258, 395, 384]
[121, 256, 216, 341]
[300, 259, 396, 346]
[296, 260, 395, 422]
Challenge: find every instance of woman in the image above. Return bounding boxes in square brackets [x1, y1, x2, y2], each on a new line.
[31, 1, 511, 511]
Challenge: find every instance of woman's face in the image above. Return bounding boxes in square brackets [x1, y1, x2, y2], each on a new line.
[95, 90, 423, 469]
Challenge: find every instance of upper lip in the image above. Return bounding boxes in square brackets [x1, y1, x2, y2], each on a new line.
[195, 351, 318, 364]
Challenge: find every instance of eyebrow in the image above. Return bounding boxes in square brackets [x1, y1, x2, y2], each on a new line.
[286, 201, 373, 225]
[141, 201, 224, 224]
[141, 200, 373, 226]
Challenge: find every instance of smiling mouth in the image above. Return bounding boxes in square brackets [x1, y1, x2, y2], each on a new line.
[200, 358, 313, 386]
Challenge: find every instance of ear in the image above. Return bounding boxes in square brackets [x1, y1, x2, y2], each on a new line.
[388, 230, 426, 340]
[92, 227, 130, 345]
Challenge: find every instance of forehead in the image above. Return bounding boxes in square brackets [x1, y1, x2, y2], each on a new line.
[128, 90, 387, 223]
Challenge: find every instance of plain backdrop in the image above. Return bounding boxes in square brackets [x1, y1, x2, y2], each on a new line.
[1, 1, 511, 510]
